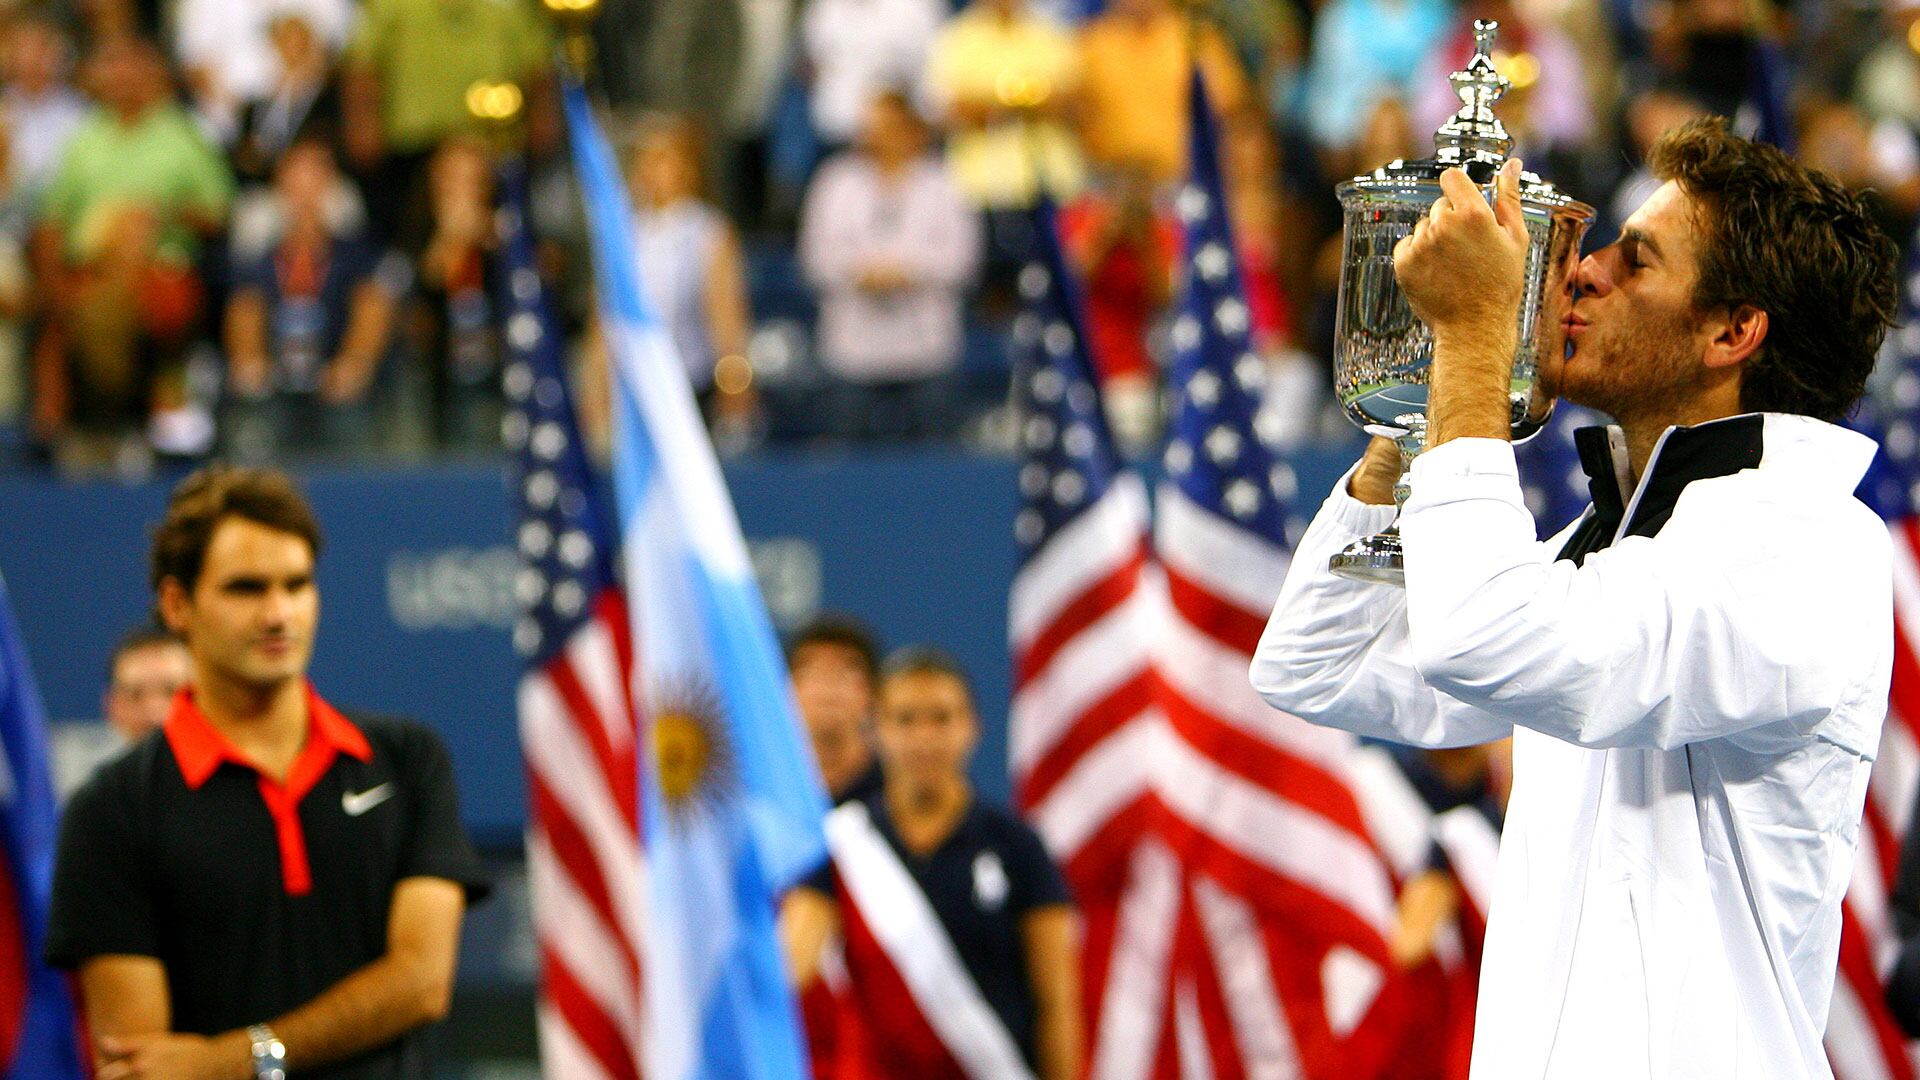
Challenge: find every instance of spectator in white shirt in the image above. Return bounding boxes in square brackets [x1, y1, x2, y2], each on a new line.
[578, 115, 758, 454]
[0, 16, 79, 429]
[800, 0, 941, 148]
[1, 16, 86, 216]
[174, 0, 352, 144]
[800, 90, 980, 441]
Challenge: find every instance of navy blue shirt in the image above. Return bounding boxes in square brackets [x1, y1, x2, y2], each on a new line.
[232, 233, 384, 394]
[811, 794, 1072, 1068]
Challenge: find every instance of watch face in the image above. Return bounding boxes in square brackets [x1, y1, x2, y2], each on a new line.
[248, 1025, 287, 1080]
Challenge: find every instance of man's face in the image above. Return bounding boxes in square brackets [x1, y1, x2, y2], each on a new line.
[86, 39, 164, 113]
[276, 142, 336, 216]
[268, 15, 317, 69]
[791, 642, 873, 788]
[632, 132, 699, 206]
[874, 671, 977, 791]
[860, 99, 925, 165]
[1550, 181, 1714, 421]
[161, 518, 319, 694]
[4, 23, 63, 89]
[104, 642, 191, 741]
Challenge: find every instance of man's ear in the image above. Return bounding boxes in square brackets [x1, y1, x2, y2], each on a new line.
[156, 578, 191, 635]
[1703, 304, 1769, 372]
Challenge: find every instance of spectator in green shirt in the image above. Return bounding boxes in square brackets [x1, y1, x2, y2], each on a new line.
[339, 0, 558, 249]
[30, 34, 233, 469]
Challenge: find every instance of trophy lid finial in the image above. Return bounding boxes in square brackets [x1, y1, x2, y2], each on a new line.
[1434, 19, 1513, 166]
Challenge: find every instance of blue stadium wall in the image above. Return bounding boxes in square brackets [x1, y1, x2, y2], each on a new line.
[0, 445, 1361, 848]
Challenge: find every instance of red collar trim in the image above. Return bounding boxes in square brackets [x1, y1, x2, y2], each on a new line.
[163, 683, 372, 790]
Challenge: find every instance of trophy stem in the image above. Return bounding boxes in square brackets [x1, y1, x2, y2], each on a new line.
[1328, 419, 1425, 587]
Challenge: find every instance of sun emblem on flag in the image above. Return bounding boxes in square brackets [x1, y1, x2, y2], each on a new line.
[649, 676, 735, 814]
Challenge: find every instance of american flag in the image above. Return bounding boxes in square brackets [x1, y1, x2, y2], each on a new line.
[1007, 197, 1159, 899]
[1142, 67, 1402, 1078]
[1823, 233, 1920, 1080]
[500, 159, 648, 1080]
[1006, 196, 1189, 1080]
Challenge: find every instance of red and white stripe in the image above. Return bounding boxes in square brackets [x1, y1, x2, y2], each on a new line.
[1189, 873, 1303, 1080]
[521, 591, 647, 1080]
[1086, 841, 1183, 1080]
[1155, 488, 1398, 941]
[1012, 473, 1161, 892]
[826, 801, 1039, 1080]
[1827, 520, 1920, 1080]
[1019, 464, 1407, 1079]
[1149, 484, 1404, 1076]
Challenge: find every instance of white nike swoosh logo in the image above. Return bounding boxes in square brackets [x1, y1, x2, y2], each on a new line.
[342, 783, 395, 816]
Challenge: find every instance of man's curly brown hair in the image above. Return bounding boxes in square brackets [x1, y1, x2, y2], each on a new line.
[150, 466, 323, 596]
[1648, 118, 1901, 422]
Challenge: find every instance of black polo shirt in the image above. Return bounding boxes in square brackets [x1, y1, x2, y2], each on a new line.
[45, 685, 490, 1080]
[809, 794, 1072, 1069]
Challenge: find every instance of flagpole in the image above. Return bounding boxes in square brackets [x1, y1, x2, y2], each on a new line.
[1180, 0, 1208, 96]
[543, 0, 602, 82]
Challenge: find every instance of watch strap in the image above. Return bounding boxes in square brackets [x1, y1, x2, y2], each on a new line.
[247, 1023, 287, 1080]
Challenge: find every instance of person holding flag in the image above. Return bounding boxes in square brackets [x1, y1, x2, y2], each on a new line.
[783, 648, 1082, 1080]
[1254, 121, 1901, 1076]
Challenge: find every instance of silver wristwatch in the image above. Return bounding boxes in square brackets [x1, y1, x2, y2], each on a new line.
[247, 1024, 287, 1080]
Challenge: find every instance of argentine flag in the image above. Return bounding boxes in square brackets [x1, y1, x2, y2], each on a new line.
[564, 81, 830, 1080]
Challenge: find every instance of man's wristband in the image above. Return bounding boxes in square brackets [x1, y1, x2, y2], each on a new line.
[247, 1024, 287, 1080]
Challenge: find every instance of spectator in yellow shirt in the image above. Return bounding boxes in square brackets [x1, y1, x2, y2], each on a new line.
[1076, 0, 1248, 187]
[928, 0, 1085, 294]
[339, 0, 556, 248]
[928, 0, 1084, 211]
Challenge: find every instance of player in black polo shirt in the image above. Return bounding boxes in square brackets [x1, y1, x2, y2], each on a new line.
[46, 466, 489, 1080]
[784, 648, 1082, 1080]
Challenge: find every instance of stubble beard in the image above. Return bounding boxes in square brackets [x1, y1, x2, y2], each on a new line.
[1556, 307, 1703, 429]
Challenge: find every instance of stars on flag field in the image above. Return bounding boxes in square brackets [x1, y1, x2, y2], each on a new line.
[1164, 168, 1310, 547]
[1011, 229, 1125, 553]
[499, 188, 609, 663]
[1848, 229, 1920, 521]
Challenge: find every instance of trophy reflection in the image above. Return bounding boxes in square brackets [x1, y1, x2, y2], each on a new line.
[1328, 20, 1593, 585]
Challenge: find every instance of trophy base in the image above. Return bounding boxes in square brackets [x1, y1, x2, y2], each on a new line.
[1329, 528, 1405, 587]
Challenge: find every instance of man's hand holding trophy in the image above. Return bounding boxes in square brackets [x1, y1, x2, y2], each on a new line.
[1327, 20, 1592, 583]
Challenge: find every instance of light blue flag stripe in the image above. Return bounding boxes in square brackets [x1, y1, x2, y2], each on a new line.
[563, 77, 828, 1080]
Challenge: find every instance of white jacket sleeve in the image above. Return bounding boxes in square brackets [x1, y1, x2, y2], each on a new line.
[1251, 463, 1514, 749]
[1396, 437, 1890, 754]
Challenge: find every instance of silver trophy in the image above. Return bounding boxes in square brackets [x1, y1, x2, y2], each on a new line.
[1328, 20, 1593, 585]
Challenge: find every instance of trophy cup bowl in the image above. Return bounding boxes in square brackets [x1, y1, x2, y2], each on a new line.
[1327, 20, 1594, 586]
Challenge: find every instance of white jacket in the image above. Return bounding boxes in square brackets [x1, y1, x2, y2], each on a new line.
[1251, 413, 1892, 1079]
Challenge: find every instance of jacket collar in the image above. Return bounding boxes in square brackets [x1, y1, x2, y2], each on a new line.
[163, 682, 372, 790]
[1558, 413, 1876, 564]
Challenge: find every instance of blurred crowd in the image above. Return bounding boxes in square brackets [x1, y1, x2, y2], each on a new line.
[0, 0, 1916, 476]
